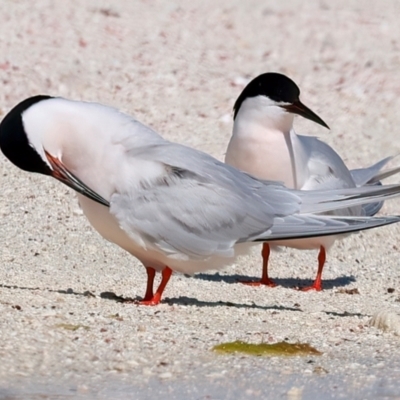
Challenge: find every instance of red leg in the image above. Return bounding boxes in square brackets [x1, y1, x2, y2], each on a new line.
[239, 243, 277, 287]
[142, 267, 156, 301]
[301, 246, 325, 292]
[139, 267, 173, 306]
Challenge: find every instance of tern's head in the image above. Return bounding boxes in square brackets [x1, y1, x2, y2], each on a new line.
[0, 95, 54, 175]
[0, 95, 109, 206]
[233, 72, 329, 132]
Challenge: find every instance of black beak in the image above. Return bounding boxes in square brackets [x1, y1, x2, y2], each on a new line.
[282, 100, 329, 129]
[45, 151, 110, 207]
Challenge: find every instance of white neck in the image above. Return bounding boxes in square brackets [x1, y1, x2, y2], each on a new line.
[233, 96, 295, 137]
[226, 96, 298, 188]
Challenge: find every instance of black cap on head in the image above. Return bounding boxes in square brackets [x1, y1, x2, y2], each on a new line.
[233, 72, 329, 129]
[0, 95, 53, 174]
[233, 73, 300, 119]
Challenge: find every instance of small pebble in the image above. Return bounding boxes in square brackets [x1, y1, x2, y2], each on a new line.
[287, 386, 303, 400]
[159, 372, 172, 379]
[370, 310, 400, 336]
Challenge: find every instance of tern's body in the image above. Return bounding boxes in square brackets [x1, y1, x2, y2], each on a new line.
[78, 194, 254, 274]
[19, 98, 256, 273]
[226, 105, 358, 251]
[1, 95, 400, 303]
[225, 73, 399, 290]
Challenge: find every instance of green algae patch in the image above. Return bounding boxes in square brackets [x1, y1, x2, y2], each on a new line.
[212, 341, 321, 356]
[55, 323, 90, 331]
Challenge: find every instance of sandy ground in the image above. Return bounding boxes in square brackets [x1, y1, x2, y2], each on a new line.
[1, 0, 400, 398]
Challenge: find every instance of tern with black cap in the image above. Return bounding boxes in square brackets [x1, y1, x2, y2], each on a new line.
[226, 72, 400, 291]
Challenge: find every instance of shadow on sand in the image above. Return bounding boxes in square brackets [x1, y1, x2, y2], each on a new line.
[0, 282, 365, 316]
[190, 272, 356, 290]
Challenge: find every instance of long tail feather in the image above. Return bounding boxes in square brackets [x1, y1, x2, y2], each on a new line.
[297, 184, 400, 214]
[253, 214, 400, 242]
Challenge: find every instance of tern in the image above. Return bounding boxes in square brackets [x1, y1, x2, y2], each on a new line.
[225, 72, 400, 290]
[1, 96, 400, 304]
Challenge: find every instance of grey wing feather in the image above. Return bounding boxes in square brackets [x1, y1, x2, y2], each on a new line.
[110, 142, 303, 259]
[360, 182, 384, 216]
[295, 183, 400, 214]
[298, 137, 400, 216]
[255, 214, 400, 242]
[110, 140, 400, 258]
[371, 165, 400, 183]
[110, 162, 400, 258]
[350, 156, 394, 186]
[350, 156, 400, 215]
[297, 135, 356, 190]
[110, 167, 279, 259]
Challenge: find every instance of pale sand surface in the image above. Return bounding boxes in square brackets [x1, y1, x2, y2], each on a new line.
[1, 1, 400, 398]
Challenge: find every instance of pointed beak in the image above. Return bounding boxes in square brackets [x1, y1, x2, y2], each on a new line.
[45, 151, 110, 207]
[282, 100, 329, 129]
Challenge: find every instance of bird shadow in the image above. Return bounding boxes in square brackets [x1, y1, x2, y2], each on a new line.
[99, 291, 137, 303]
[165, 296, 304, 311]
[325, 310, 365, 318]
[0, 283, 96, 298]
[0, 284, 367, 316]
[190, 272, 357, 290]
[98, 293, 367, 316]
[99, 292, 302, 311]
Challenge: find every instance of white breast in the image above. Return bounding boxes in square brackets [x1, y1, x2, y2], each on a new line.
[226, 123, 297, 188]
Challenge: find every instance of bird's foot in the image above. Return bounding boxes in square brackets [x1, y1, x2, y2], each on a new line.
[137, 293, 162, 306]
[299, 282, 323, 292]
